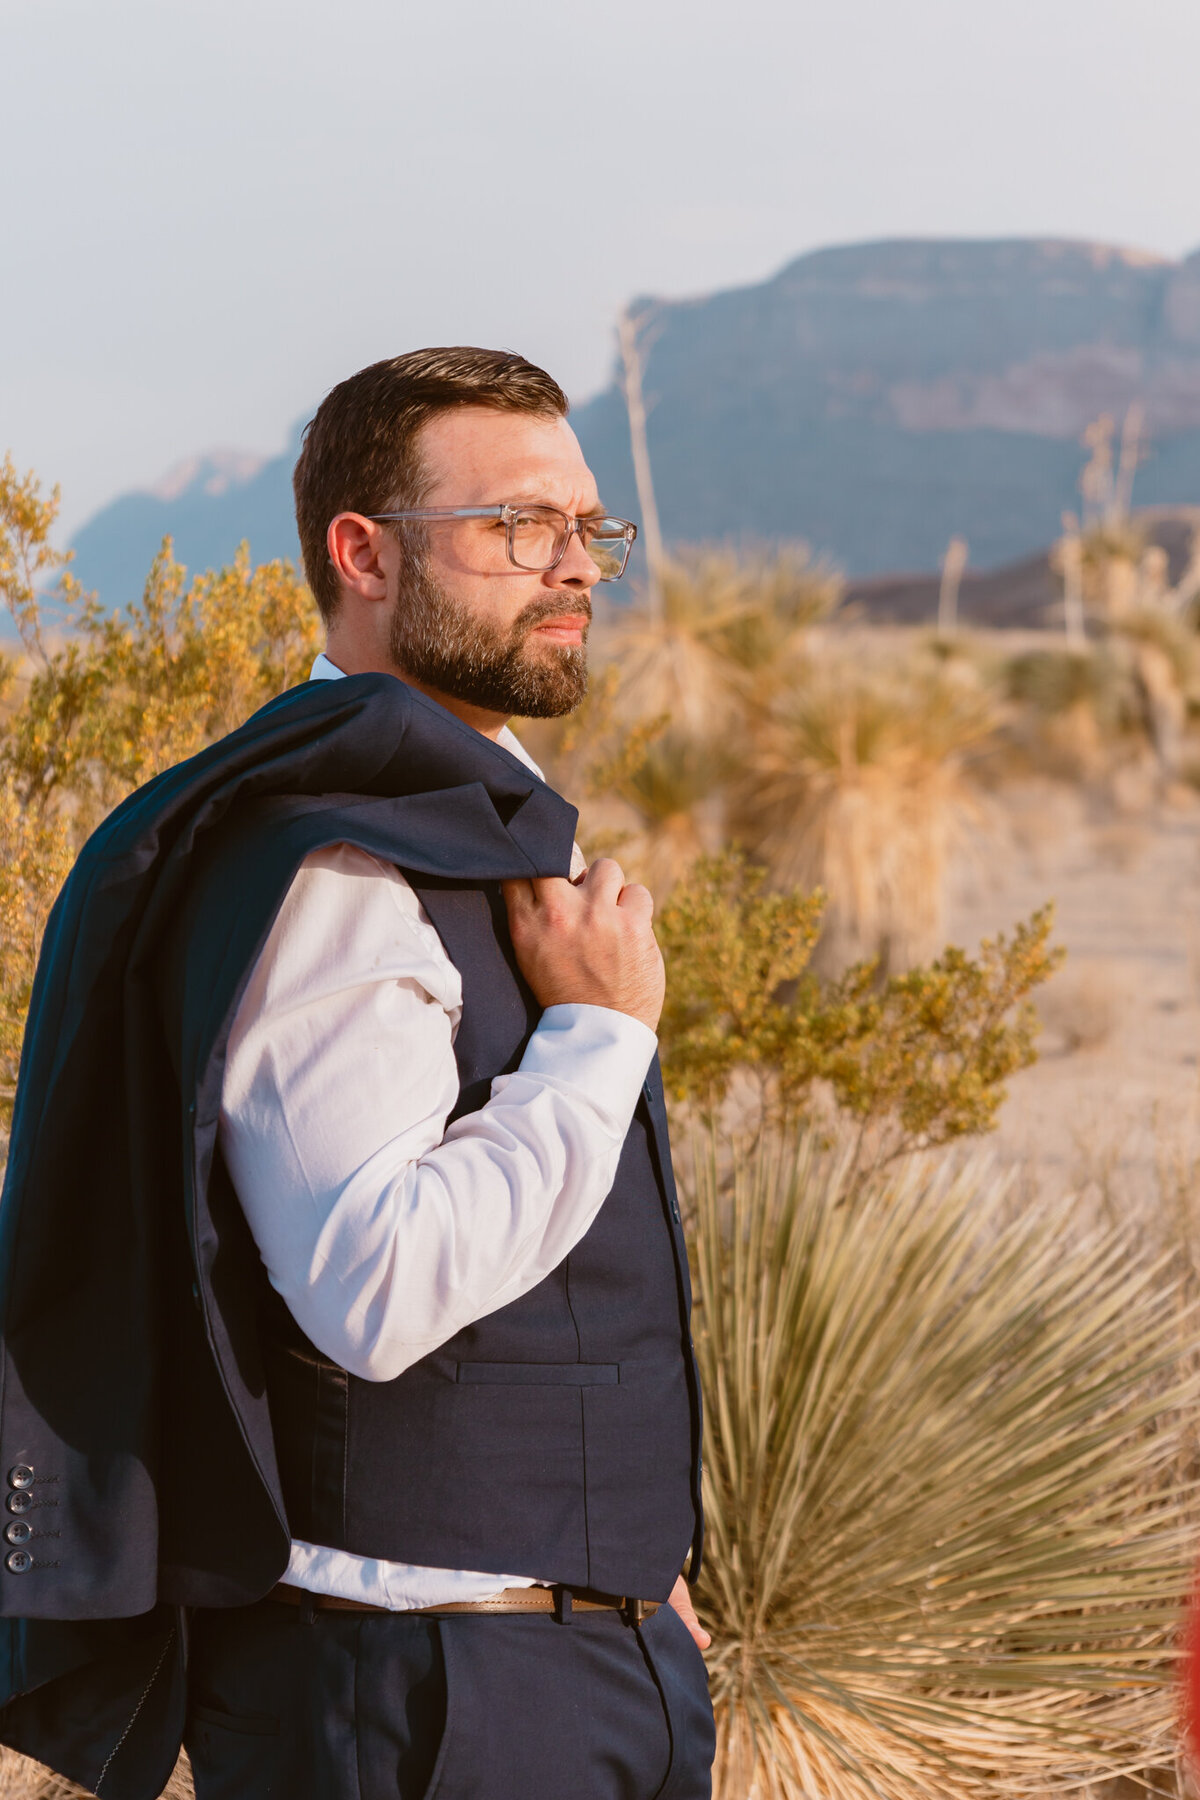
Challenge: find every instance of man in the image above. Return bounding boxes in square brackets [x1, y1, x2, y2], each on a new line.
[0, 349, 713, 1799]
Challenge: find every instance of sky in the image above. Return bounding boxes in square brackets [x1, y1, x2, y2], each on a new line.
[3, 0, 1200, 537]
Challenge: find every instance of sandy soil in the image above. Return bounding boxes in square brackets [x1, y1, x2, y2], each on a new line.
[945, 777, 1200, 1227]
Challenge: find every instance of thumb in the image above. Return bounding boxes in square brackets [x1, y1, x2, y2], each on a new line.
[666, 1575, 711, 1650]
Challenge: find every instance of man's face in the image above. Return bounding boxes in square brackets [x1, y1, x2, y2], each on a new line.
[386, 407, 603, 720]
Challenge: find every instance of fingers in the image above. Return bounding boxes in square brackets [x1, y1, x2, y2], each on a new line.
[527, 876, 568, 907]
[615, 881, 654, 923]
[503, 876, 573, 920]
[504, 865, 653, 924]
[500, 877, 538, 920]
[521, 873, 598, 907]
[578, 857, 627, 903]
[548, 859, 650, 916]
[501, 857, 664, 1030]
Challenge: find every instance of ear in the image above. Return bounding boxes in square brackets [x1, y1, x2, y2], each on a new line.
[327, 513, 392, 603]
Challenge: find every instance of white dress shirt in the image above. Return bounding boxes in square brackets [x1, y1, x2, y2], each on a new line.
[218, 655, 657, 1608]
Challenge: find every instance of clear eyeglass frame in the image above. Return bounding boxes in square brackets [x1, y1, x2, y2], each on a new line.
[366, 503, 638, 581]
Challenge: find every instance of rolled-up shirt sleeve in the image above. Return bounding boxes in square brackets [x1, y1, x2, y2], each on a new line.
[218, 843, 657, 1382]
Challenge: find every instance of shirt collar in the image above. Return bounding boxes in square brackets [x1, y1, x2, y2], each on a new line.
[309, 651, 345, 684]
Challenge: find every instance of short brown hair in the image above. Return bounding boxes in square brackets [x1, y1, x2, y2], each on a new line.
[293, 347, 569, 623]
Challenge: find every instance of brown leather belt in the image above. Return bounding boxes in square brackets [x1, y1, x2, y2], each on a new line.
[268, 1582, 660, 1622]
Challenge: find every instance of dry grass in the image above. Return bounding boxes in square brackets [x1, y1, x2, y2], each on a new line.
[0, 1750, 192, 1799]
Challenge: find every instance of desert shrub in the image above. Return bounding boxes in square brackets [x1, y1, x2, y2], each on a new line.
[1116, 607, 1196, 690]
[689, 1129, 1199, 1800]
[655, 852, 1061, 1160]
[3, 541, 320, 831]
[0, 781, 73, 1127]
[0, 460, 319, 831]
[0, 456, 67, 663]
[0, 468, 320, 1127]
[1004, 646, 1118, 718]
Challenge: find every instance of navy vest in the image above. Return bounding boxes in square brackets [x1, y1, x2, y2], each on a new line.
[261, 872, 703, 1601]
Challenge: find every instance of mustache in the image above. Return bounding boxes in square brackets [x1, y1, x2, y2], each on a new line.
[512, 595, 593, 640]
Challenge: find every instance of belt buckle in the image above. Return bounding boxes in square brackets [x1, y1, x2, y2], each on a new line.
[622, 1596, 647, 1626]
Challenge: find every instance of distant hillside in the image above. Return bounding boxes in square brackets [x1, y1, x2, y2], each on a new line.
[843, 508, 1200, 630]
[68, 237, 1200, 599]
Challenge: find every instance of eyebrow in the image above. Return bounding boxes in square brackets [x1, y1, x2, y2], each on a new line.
[505, 493, 608, 516]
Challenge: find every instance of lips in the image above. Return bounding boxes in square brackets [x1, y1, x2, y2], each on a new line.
[530, 615, 589, 644]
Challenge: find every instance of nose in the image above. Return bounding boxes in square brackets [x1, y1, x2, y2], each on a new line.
[547, 522, 603, 587]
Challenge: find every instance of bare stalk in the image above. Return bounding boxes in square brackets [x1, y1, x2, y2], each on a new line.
[1060, 512, 1086, 650]
[937, 536, 968, 637]
[617, 305, 667, 624]
[1113, 403, 1145, 521]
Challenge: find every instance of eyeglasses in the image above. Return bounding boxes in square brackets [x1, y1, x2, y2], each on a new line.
[366, 504, 638, 581]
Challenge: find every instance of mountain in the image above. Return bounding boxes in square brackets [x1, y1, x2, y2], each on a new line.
[68, 435, 305, 605]
[67, 237, 1200, 600]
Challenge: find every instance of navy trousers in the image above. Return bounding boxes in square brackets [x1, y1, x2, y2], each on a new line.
[184, 1596, 715, 1799]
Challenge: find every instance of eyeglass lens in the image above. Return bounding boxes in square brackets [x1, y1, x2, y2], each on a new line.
[508, 507, 631, 580]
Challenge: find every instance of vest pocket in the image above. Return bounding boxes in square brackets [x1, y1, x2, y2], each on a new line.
[190, 1703, 280, 1736]
[455, 1362, 619, 1385]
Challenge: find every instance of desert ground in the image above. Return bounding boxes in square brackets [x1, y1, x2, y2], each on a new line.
[946, 778, 1200, 1230]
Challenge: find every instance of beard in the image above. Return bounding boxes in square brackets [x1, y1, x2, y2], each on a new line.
[388, 555, 589, 719]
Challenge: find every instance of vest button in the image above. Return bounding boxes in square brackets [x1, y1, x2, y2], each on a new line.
[7, 1466, 34, 1490]
[4, 1521, 31, 1546]
[5, 1550, 31, 1574]
[6, 1492, 32, 1515]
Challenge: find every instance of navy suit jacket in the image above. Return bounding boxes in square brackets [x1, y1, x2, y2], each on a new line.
[0, 675, 593, 1796]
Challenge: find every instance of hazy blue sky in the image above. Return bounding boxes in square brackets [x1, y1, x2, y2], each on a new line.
[4, 0, 1199, 535]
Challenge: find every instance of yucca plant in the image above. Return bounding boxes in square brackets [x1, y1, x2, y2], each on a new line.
[607, 547, 841, 738]
[612, 728, 741, 895]
[745, 661, 995, 973]
[1001, 635, 1188, 789]
[0, 1747, 194, 1798]
[688, 1130, 1199, 1799]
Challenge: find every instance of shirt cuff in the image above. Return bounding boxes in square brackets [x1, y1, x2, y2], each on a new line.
[514, 1004, 658, 1134]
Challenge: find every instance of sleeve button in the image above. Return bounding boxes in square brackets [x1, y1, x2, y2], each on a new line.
[4, 1521, 31, 1545]
[6, 1492, 32, 1515]
[7, 1466, 34, 1490]
[5, 1550, 32, 1574]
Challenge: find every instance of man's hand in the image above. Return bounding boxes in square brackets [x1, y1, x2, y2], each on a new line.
[501, 859, 665, 1033]
[667, 1575, 711, 1650]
